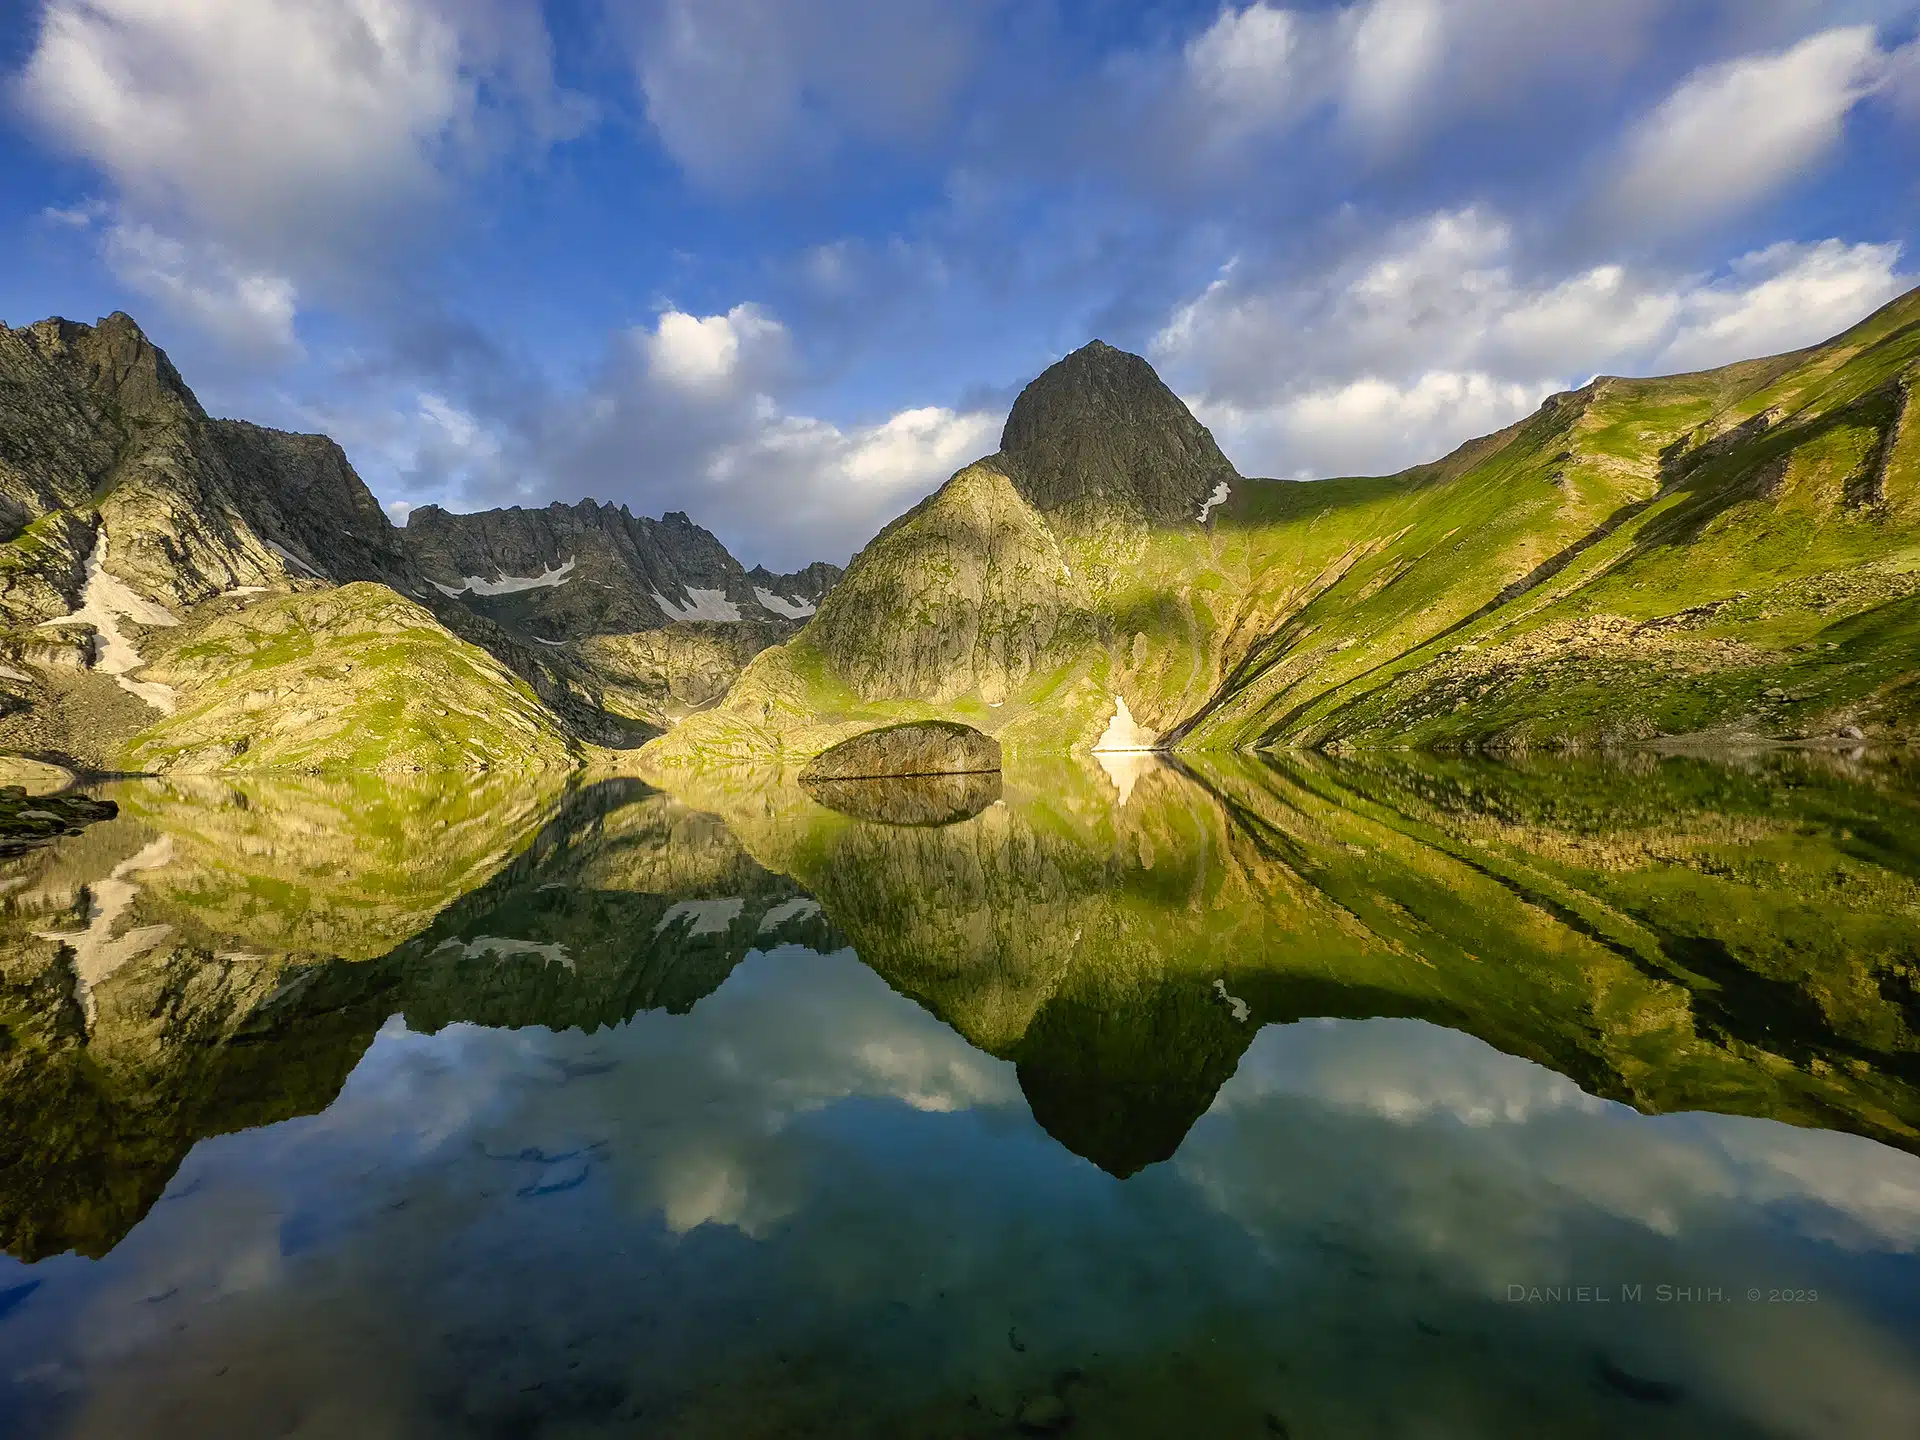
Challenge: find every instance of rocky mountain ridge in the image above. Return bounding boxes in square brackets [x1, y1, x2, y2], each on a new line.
[647, 289, 1920, 770]
[0, 312, 840, 769]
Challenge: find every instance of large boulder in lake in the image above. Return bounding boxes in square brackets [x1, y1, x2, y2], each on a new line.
[799, 720, 1000, 781]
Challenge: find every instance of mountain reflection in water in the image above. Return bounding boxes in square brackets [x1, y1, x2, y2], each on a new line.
[2, 750, 1919, 1435]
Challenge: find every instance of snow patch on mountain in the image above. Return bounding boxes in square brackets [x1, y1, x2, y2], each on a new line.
[37, 534, 181, 713]
[429, 557, 577, 598]
[1092, 694, 1159, 753]
[652, 587, 743, 622]
[754, 587, 817, 619]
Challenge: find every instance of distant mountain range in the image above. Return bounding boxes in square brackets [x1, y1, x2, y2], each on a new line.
[0, 313, 837, 769]
[3, 287, 1917, 777]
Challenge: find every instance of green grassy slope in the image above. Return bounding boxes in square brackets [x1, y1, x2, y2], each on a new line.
[126, 583, 580, 773]
[647, 289, 1920, 767]
[1191, 290, 1920, 750]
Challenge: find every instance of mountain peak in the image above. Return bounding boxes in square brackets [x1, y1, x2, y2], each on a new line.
[10, 310, 206, 425]
[996, 340, 1237, 523]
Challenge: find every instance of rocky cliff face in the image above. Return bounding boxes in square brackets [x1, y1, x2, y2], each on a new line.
[996, 339, 1238, 526]
[400, 500, 837, 636]
[0, 314, 413, 627]
[0, 312, 841, 767]
[804, 462, 1097, 706]
[646, 341, 1237, 766]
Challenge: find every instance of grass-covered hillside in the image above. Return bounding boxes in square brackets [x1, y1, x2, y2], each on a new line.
[648, 288, 1920, 767]
[125, 583, 578, 774]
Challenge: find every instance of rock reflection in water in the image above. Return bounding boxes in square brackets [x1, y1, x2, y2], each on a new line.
[2, 748, 1920, 1434]
[800, 768, 1002, 826]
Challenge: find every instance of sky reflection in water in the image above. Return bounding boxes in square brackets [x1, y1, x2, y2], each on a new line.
[2, 753, 1919, 1437]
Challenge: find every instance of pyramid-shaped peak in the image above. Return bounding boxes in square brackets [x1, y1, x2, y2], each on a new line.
[997, 340, 1237, 523]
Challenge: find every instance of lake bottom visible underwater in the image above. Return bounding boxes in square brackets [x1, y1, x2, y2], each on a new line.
[3, 749, 1920, 1438]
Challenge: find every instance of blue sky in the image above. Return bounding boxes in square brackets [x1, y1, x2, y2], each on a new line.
[2, 1, 1918, 568]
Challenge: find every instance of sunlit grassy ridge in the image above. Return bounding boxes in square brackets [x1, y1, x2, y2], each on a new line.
[646, 289, 1920, 767]
[126, 583, 579, 773]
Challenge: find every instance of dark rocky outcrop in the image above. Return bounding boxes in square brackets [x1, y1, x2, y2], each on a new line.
[0, 787, 115, 856]
[799, 720, 1001, 780]
[995, 339, 1238, 525]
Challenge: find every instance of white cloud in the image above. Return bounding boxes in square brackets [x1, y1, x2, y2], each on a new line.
[101, 222, 301, 358]
[705, 404, 999, 562]
[1172, 0, 1670, 157]
[1344, 0, 1444, 137]
[17, 0, 584, 354]
[40, 198, 107, 227]
[416, 392, 503, 461]
[1610, 26, 1890, 231]
[341, 298, 1000, 567]
[296, 387, 519, 514]
[1203, 371, 1554, 480]
[1659, 239, 1909, 370]
[1491, 265, 1681, 372]
[1186, 3, 1301, 131]
[21, 0, 465, 248]
[645, 303, 789, 394]
[1154, 206, 1911, 479]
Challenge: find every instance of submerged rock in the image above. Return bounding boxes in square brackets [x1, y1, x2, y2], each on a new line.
[799, 720, 1001, 781]
[0, 786, 116, 855]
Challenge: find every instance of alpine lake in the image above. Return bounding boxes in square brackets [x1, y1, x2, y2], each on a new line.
[3, 747, 1920, 1438]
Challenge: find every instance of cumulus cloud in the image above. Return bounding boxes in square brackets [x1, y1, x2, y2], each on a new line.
[1185, 2, 1303, 135]
[1659, 238, 1909, 370]
[702, 404, 999, 563]
[1344, 0, 1445, 139]
[645, 303, 790, 394]
[23, 0, 461, 247]
[16, 0, 585, 351]
[1609, 26, 1891, 232]
[1153, 206, 1910, 479]
[1173, 0, 1670, 159]
[329, 301, 999, 567]
[553, 303, 997, 566]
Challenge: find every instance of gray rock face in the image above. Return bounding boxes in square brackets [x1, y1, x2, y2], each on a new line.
[799, 720, 1001, 780]
[996, 339, 1238, 525]
[0, 311, 844, 760]
[0, 313, 413, 626]
[398, 501, 838, 637]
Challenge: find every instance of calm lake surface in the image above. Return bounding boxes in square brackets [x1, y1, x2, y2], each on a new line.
[3, 750, 1920, 1437]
